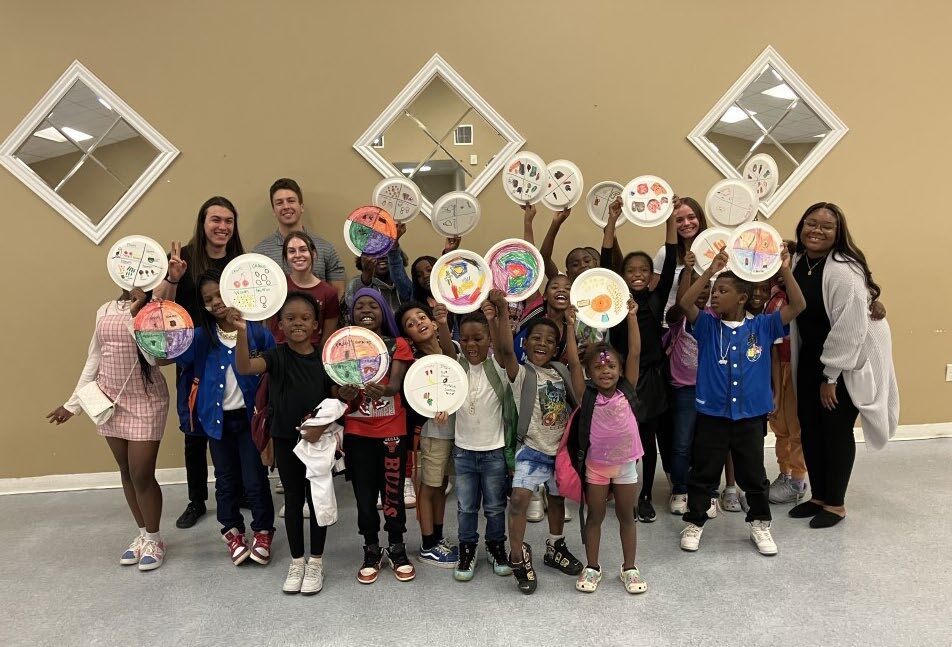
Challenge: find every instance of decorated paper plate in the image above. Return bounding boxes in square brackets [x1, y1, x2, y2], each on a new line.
[502, 151, 547, 205]
[343, 205, 398, 258]
[586, 181, 626, 229]
[431, 191, 481, 237]
[570, 267, 630, 330]
[220, 253, 288, 322]
[690, 227, 732, 276]
[541, 159, 584, 210]
[485, 239, 545, 304]
[727, 221, 784, 282]
[372, 177, 422, 223]
[622, 175, 675, 227]
[133, 300, 194, 359]
[743, 153, 779, 200]
[429, 249, 491, 314]
[321, 326, 391, 387]
[403, 354, 469, 418]
[106, 235, 169, 292]
[706, 179, 759, 228]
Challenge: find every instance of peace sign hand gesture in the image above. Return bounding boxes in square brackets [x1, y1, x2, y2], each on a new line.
[168, 241, 187, 282]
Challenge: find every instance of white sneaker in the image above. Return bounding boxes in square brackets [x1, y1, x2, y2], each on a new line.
[680, 524, 703, 552]
[301, 558, 324, 595]
[526, 491, 545, 522]
[404, 480, 417, 509]
[669, 494, 687, 515]
[749, 521, 778, 555]
[283, 560, 306, 593]
[707, 497, 718, 518]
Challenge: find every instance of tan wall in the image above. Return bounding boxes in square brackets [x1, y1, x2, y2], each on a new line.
[2, 0, 949, 478]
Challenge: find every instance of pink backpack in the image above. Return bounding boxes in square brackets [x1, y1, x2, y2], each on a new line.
[555, 410, 583, 503]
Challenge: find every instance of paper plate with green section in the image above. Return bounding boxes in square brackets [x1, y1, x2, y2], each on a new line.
[133, 300, 194, 359]
[321, 326, 391, 387]
[343, 205, 398, 258]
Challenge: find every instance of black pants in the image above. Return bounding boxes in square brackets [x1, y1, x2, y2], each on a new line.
[343, 433, 407, 546]
[184, 433, 209, 503]
[683, 413, 771, 526]
[273, 436, 327, 558]
[797, 368, 859, 507]
[638, 415, 672, 501]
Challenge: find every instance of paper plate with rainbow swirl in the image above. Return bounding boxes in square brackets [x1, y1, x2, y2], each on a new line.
[321, 326, 391, 387]
[485, 239, 545, 304]
[343, 205, 398, 258]
[570, 267, 630, 330]
[429, 249, 491, 315]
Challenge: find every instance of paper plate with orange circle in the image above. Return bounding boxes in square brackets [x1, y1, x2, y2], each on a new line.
[431, 192, 480, 237]
[727, 221, 784, 282]
[220, 253, 288, 322]
[133, 300, 194, 359]
[706, 179, 758, 227]
[321, 326, 391, 387]
[622, 175, 674, 227]
[485, 239, 545, 304]
[743, 153, 779, 200]
[343, 205, 398, 258]
[372, 177, 422, 223]
[403, 354, 469, 418]
[429, 249, 491, 314]
[541, 159, 584, 210]
[586, 181, 626, 229]
[690, 227, 732, 276]
[570, 267, 630, 330]
[106, 235, 169, 292]
[502, 151, 547, 205]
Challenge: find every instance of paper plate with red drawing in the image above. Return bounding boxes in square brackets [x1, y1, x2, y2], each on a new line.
[403, 354, 469, 418]
[372, 177, 422, 223]
[133, 300, 194, 359]
[502, 151, 547, 205]
[622, 175, 674, 227]
[429, 249, 491, 314]
[485, 239, 545, 304]
[106, 235, 169, 292]
[570, 267, 630, 330]
[541, 159, 584, 210]
[321, 326, 391, 387]
[705, 179, 758, 227]
[743, 153, 779, 200]
[430, 191, 481, 237]
[586, 181, 626, 229]
[690, 227, 732, 276]
[343, 205, 398, 258]
[727, 221, 784, 282]
[220, 254, 288, 322]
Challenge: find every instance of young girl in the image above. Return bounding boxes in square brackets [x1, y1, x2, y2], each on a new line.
[234, 291, 334, 594]
[271, 231, 340, 348]
[47, 288, 170, 570]
[537, 204, 623, 279]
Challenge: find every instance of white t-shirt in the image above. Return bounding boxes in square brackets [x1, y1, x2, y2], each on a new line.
[654, 245, 684, 324]
[453, 357, 508, 451]
[218, 335, 245, 412]
[512, 363, 570, 457]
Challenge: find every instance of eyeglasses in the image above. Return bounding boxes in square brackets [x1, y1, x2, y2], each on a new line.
[803, 220, 837, 233]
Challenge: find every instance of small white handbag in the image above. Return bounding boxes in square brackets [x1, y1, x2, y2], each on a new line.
[75, 366, 136, 426]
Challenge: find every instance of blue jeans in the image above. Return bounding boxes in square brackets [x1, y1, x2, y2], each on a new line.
[670, 386, 698, 495]
[453, 446, 508, 545]
[208, 410, 275, 534]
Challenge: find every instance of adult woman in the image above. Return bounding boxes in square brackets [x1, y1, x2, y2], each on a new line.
[47, 288, 170, 570]
[654, 196, 708, 320]
[789, 202, 898, 528]
[269, 231, 340, 347]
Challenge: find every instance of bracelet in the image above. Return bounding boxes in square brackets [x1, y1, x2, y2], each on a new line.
[165, 278, 179, 285]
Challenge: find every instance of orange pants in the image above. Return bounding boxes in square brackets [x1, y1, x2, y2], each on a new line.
[770, 362, 807, 480]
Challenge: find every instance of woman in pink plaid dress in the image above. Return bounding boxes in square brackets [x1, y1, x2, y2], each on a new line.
[47, 288, 170, 571]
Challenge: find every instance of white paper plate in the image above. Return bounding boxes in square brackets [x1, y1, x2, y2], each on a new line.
[502, 151, 547, 205]
[727, 221, 784, 282]
[372, 177, 422, 223]
[106, 235, 169, 292]
[431, 192, 481, 237]
[485, 239, 545, 304]
[689, 227, 732, 276]
[586, 181, 626, 229]
[403, 354, 469, 417]
[133, 300, 194, 359]
[541, 159, 584, 210]
[343, 205, 398, 258]
[429, 249, 491, 314]
[743, 153, 779, 200]
[705, 179, 758, 227]
[570, 267, 630, 330]
[321, 326, 391, 386]
[621, 175, 675, 227]
[220, 254, 288, 322]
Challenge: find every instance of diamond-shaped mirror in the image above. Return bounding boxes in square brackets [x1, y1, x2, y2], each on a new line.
[687, 47, 847, 217]
[0, 61, 179, 243]
[354, 54, 525, 216]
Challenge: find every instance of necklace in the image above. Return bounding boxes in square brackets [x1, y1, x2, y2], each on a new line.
[217, 325, 238, 341]
[717, 322, 729, 365]
[805, 254, 826, 276]
[467, 365, 483, 415]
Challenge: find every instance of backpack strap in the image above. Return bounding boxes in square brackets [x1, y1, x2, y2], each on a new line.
[458, 355, 519, 470]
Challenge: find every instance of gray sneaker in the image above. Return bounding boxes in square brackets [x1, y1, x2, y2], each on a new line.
[769, 474, 806, 504]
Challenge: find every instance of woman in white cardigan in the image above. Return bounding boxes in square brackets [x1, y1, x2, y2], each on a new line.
[788, 202, 899, 528]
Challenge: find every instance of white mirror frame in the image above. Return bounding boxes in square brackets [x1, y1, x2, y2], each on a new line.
[0, 60, 179, 244]
[353, 53, 525, 218]
[687, 46, 848, 218]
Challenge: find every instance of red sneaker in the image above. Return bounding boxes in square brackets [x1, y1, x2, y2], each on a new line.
[223, 528, 250, 565]
[249, 530, 273, 565]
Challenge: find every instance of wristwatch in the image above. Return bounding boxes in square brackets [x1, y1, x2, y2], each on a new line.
[825, 376, 838, 385]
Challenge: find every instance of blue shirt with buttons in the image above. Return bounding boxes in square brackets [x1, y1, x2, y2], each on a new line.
[693, 310, 785, 420]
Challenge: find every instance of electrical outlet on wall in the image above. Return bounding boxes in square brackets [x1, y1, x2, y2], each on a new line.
[946, 364, 952, 382]
[469, 154, 478, 165]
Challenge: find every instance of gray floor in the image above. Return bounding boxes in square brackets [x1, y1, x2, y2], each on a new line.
[1, 439, 949, 647]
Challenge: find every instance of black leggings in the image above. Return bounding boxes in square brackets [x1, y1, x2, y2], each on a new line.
[273, 437, 327, 559]
[344, 433, 408, 546]
[638, 415, 672, 501]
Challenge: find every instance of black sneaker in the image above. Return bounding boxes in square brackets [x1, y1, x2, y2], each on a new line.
[175, 501, 206, 529]
[486, 540, 513, 576]
[387, 543, 416, 582]
[357, 545, 384, 584]
[454, 542, 477, 581]
[543, 537, 583, 575]
[509, 543, 537, 595]
[637, 498, 657, 523]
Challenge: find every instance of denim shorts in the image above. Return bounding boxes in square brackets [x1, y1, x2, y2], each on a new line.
[511, 446, 559, 496]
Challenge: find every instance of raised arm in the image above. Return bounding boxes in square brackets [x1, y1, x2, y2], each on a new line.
[432, 303, 456, 357]
[680, 250, 727, 324]
[231, 309, 268, 375]
[777, 247, 806, 325]
[487, 289, 519, 381]
[539, 206, 570, 279]
[676, 252, 697, 308]
[389, 225, 413, 303]
[523, 203, 537, 246]
[563, 306, 586, 399]
[650, 216, 680, 316]
[152, 241, 187, 301]
[624, 298, 641, 385]
[601, 198, 622, 256]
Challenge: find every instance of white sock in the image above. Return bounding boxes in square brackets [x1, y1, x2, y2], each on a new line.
[145, 531, 162, 543]
[309, 555, 323, 565]
[138, 527, 147, 537]
[725, 485, 738, 494]
[291, 557, 305, 565]
[549, 534, 564, 544]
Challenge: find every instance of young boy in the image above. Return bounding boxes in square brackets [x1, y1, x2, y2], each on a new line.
[676, 248, 805, 555]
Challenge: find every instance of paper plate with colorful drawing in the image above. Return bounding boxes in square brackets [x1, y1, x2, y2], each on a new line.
[343, 205, 398, 258]
[403, 354, 469, 418]
[541, 159, 584, 210]
[727, 221, 784, 282]
[133, 300, 194, 359]
[106, 235, 169, 292]
[622, 175, 674, 227]
[321, 326, 391, 387]
[690, 227, 732, 276]
[502, 151, 547, 205]
[431, 191, 481, 237]
[372, 177, 422, 223]
[220, 254, 288, 322]
[570, 267, 630, 330]
[743, 153, 779, 200]
[586, 181, 626, 229]
[706, 179, 758, 227]
[429, 249, 491, 314]
[485, 239, 545, 304]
